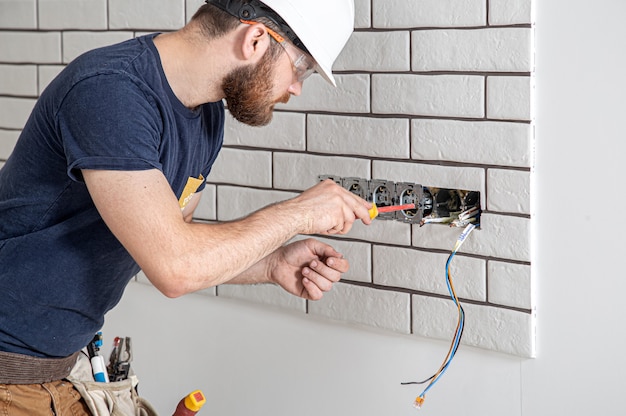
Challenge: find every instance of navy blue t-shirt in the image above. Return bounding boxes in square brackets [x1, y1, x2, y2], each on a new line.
[0, 34, 224, 358]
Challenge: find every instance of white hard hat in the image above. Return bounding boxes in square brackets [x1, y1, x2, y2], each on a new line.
[205, 0, 355, 86]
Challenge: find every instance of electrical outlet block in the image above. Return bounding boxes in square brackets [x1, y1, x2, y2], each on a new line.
[318, 175, 481, 228]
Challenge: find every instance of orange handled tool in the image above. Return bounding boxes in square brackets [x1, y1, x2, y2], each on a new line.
[368, 203, 416, 219]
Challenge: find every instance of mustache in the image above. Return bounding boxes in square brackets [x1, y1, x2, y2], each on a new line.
[276, 92, 291, 104]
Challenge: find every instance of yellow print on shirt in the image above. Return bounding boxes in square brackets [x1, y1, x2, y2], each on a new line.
[179, 175, 204, 210]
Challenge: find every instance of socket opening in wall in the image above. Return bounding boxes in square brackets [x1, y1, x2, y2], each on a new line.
[395, 182, 423, 224]
[369, 180, 396, 220]
[341, 177, 369, 200]
[421, 188, 481, 227]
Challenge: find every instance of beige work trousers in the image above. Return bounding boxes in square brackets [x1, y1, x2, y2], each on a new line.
[0, 380, 91, 416]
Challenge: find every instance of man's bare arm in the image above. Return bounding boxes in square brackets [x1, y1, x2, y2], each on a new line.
[82, 169, 371, 298]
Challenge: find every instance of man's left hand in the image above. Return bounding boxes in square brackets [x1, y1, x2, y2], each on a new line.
[269, 238, 348, 300]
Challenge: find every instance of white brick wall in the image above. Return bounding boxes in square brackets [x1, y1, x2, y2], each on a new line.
[39, 0, 108, 30]
[0, 64, 38, 96]
[0, 0, 535, 357]
[412, 28, 532, 72]
[372, 74, 485, 118]
[62, 31, 133, 63]
[0, 0, 37, 29]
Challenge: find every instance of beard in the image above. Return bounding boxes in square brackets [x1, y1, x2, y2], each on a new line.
[222, 48, 291, 127]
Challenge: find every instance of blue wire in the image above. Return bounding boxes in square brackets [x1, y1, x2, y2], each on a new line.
[419, 248, 465, 398]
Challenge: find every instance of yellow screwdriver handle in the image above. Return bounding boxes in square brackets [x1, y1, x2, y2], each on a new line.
[368, 204, 378, 220]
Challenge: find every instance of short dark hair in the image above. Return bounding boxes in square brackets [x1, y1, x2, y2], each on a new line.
[192, 3, 284, 60]
[191, 4, 240, 39]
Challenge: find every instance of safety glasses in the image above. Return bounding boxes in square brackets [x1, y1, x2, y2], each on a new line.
[241, 19, 317, 83]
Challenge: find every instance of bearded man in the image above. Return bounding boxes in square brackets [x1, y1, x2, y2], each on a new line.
[0, 0, 370, 413]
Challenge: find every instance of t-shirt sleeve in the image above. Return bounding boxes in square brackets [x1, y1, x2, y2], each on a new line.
[58, 73, 164, 182]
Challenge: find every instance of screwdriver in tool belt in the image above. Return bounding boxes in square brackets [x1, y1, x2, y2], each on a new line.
[368, 203, 416, 219]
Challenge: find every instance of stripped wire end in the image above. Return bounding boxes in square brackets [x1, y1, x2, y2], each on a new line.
[413, 396, 425, 409]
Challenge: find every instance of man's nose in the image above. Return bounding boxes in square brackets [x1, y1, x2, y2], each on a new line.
[288, 81, 303, 96]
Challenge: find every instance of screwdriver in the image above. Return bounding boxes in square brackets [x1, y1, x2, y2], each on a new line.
[368, 203, 416, 219]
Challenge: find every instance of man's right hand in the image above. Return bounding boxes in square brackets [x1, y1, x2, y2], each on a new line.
[284, 179, 373, 236]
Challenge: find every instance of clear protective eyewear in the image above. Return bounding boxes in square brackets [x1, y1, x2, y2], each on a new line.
[241, 19, 317, 83]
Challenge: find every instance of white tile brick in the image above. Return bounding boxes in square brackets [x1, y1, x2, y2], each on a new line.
[185, 0, 205, 23]
[208, 148, 272, 187]
[39, 0, 107, 30]
[345, 220, 412, 247]
[412, 294, 534, 357]
[467, 303, 534, 357]
[193, 183, 216, 221]
[334, 31, 410, 72]
[308, 115, 410, 159]
[373, 0, 486, 28]
[488, 261, 532, 310]
[353, 0, 371, 29]
[215, 185, 297, 221]
[442, 215, 528, 261]
[372, 74, 485, 118]
[0, 97, 36, 129]
[224, 111, 305, 151]
[278, 74, 370, 113]
[412, 28, 532, 72]
[217, 284, 306, 313]
[487, 169, 530, 214]
[310, 282, 411, 334]
[109, 0, 185, 30]
[290, 235, 372, 284]
[374, 246, 486, 301]
[273, 153, 370, 191]
[62, 31, 133, 63]
[487, 76, 532, 121]
[0, 32, 61, 63]
[412, 223, 469, 252]
[0, 64, 37, 96]
[412, 119, 532, 168]
[373, 160, 486, 205]
[0, 129, 20, 159]
[0, 0, 36, 29]
[489, 0, 533, 25]
[38, 65, 65, 94]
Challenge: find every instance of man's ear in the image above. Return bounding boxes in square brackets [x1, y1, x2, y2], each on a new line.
[240, 22, 270, 62]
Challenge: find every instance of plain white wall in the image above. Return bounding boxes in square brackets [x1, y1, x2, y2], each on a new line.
[102, 1, 626, 415]
[521, 0, 626, 414]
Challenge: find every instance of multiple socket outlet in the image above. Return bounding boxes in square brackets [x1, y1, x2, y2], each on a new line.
[319, 175, 481, 227]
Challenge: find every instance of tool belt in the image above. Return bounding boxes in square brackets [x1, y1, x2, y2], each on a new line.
[0, 350, 158, 415]
[0, 350, 80, 384]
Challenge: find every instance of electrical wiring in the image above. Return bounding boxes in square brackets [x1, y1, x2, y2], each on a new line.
[402, 223, 478, 409]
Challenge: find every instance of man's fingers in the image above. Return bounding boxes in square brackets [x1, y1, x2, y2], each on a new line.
[301, 277, 323, 300]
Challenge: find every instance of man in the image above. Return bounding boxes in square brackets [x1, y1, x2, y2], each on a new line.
[0, 0, 370, 413]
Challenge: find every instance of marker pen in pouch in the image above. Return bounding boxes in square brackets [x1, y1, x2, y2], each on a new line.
[91, 354, 109, 382]
[88, 332, 109, 383]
